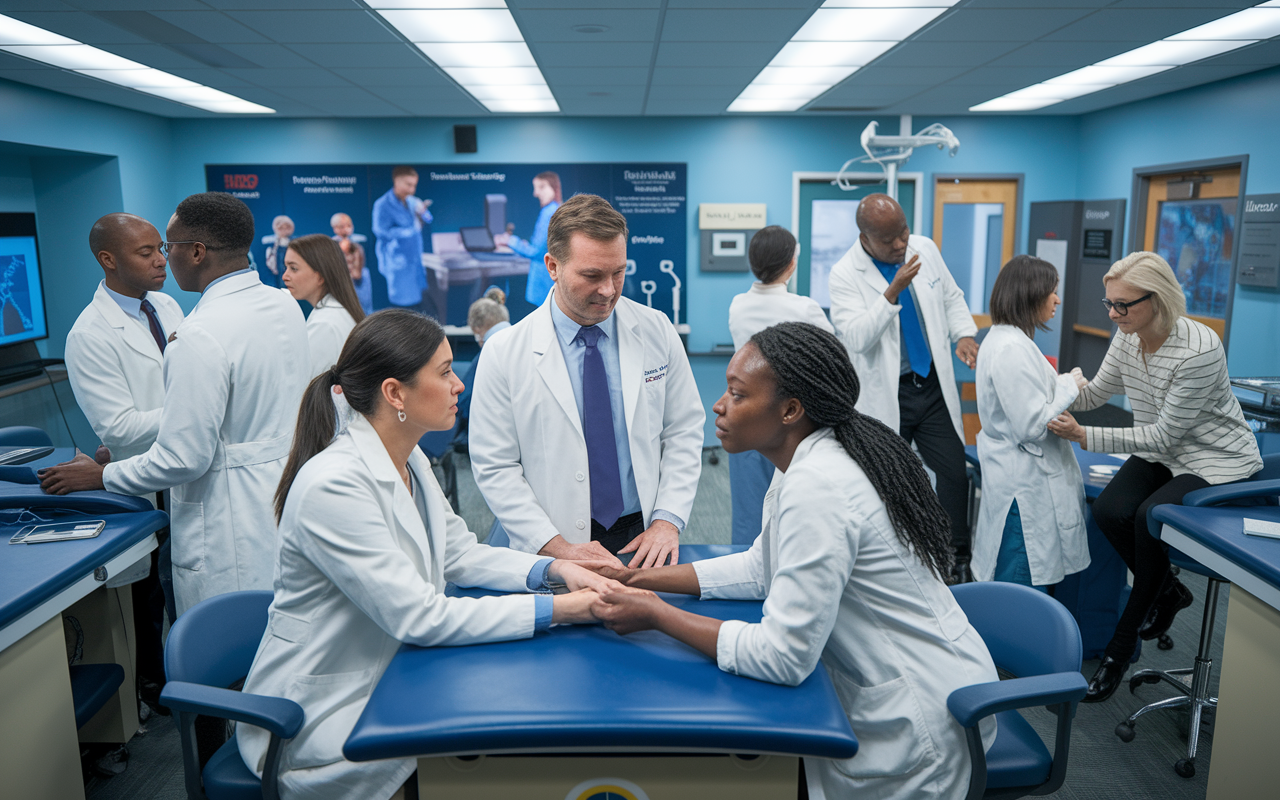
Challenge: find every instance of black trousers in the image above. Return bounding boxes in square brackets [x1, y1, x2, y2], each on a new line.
[1091, 456, 1208, 661]
[591, 511, 645, 555]
[898, 370, 970, 555]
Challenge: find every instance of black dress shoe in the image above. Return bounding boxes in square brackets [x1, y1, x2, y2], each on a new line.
[1083, 656, 1129, 704]
[1139, 577, 1194, 641]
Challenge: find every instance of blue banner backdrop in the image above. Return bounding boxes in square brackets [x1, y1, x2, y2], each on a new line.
[206, 162, 687, 327]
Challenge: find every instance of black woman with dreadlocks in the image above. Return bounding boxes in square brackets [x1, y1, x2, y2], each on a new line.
[592, 321, 997, 800]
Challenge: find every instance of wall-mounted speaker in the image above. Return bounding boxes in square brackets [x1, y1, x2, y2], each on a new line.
[454, 124, 477, 154]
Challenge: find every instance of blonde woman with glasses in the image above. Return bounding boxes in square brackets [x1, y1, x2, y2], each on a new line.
[1047, 251, 1261, 703]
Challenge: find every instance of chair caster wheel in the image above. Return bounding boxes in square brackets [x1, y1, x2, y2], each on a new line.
[1174, 759, 1195, 778]
[1115, 722, 1136, 743]
[1157, 634, 1174, 651]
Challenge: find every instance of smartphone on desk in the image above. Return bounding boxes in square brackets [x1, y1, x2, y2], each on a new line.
[9, 520, 106, 544]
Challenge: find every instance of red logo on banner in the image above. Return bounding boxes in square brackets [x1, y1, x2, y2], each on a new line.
[223, 174, 258, 190]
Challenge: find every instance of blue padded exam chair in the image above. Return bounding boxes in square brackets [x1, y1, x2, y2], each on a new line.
[1121, 453, 1280, 778]
[949, 582, 1089, 800]
[0, 425, 52, 447]
[160, 591, 303, 800]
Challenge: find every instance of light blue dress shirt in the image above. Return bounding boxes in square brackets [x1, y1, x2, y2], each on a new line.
[549, 299, 685, 532]
[102, 281, 168, 339]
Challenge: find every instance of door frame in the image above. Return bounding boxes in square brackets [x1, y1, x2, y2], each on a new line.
[1129, 155, 1249, 352]
[791, 171, 924, 239]
[931, 172, 1025, 266]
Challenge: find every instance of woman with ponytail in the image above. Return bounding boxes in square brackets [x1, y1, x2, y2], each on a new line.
[239, 309, 614, 800]
[282, 233, 366, 378]
[592, 321, 997, 800]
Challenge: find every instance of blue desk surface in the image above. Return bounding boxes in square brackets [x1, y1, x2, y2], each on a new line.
[345, 545, 859, 764]
[1153, 504, 1280, 595]
[0, 509, 169, 630]
[965, 442, 1123, 500]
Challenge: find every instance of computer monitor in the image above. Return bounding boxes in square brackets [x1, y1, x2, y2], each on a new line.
[0, 213, 48, 348]
[459, 226, 497, 253]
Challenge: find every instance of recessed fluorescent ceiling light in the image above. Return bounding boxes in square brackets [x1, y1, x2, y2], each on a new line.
[0, 13, 273, 113]
[728, 1, 958, 113]
[369, 1, 558, 113]
[971, 2, 1280, 112]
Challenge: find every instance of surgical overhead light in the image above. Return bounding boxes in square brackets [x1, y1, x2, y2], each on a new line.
[972, 1, 1280, 112]
[368, 1, 559, 113]
[0, 14, 273, 113]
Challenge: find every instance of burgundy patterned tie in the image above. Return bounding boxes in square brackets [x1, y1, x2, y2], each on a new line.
[139, 297, 166, 353]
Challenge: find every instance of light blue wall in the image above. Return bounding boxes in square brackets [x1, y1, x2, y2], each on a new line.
[1078, 65, 1280, 376]
[0, 157, 35, 213]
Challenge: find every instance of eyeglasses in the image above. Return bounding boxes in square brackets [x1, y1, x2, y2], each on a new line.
[159, 241, 200, 258]
[1102, 292, 1154, 316]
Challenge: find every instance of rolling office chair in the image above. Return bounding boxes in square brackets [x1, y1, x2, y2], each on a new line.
[69, 663, 125, 730]
[160, 591, 303, 800]
[1117, 453, 1280, 778]
[948, 582, 1089, 800]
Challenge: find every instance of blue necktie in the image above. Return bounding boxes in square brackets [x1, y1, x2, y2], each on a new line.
[577, 325, 623, 530]
[139, 297, 166, 353]
[874, 260, 931, 378]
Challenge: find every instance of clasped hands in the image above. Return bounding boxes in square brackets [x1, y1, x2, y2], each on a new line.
[1045, 368, 1089, 446]
[544, 559, 666, 633]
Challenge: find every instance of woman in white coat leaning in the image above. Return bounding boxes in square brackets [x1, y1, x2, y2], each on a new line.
[725, 226, 833, 544]
[973, 255, 1089, 589]
[282, 233, 365, 379]
[592, 322, 998, 800]
[239, 310, 612, 800]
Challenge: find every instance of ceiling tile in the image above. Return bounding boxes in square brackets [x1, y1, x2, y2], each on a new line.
[215, 43, 316, 69]
[41, 1, 208, 10]
[645, 84, 738, 101]
[1040, 8, 1252, 42]
[225, 11, 399, 44]
[1199, 39, 1280, 66]
[642, 98, 722, 116]
[962, 0, 1112, 7]
[654, 41, 776, 68]
[649, 66, 758, 85]
[517, 9, 660, 43]
[364, 84, 478, 107]
[945, 65, 1068, 87]
[986, 41, 1151, 68]
[220, 67, 351, 88]
[515, 0, 662, 8]
[87, 43, 210, 71]
[276, 85, 411, 116]
[198, 0, 362, 9]
[558, 97, 646, 115]
[542, 66, 649, 86]
[661, 9, 811, 43]
[532, 41, 653, 68]
[874, 41, 1022, 69]
[332, 67, 454, 88]
[665, 0, 818, 7]
[285, 43, 427, 70]
[811, 83, 927, 107]
[916, 8, 1095, 42]
[149, 11, 271, 44]
[841, 65, 970, 87]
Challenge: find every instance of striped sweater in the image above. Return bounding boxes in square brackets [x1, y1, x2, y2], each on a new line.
[1070, 317, 1261, 484]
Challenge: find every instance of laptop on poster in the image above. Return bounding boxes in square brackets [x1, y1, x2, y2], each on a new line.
[459, 226, 497, 253]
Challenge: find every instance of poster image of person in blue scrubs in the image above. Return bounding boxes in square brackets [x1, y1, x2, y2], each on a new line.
[496, 171, 560, 305]
[372, 165, 434, 311]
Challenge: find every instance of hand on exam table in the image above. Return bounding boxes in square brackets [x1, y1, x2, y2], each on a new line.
[38, 450, 106, 494]
[591, 586, 666, 635]
[618, 519, 680, 569]
[548, 560, 628, 595]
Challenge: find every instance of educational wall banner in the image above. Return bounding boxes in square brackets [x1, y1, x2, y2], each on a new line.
[206, 163, 687, 327]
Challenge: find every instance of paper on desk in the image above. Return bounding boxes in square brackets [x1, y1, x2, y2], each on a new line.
[1244, 517, 1280, 540]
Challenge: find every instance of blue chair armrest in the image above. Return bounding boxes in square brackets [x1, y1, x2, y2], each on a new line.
[1183, 479, 1280, 507]
[948, 673, 1088, 728]
[161, 681, 304, 739]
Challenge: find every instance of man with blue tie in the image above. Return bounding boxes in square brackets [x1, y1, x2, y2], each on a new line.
[828, 194, 979, 582]
[471, 194, 704, 568]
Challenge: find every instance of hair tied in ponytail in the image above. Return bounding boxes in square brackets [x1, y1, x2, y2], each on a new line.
[327, 366, 341, 387]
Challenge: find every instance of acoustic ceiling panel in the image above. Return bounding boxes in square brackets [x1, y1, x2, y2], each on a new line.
[516, 9, 661, 43]
[914, 8, 1096, 42]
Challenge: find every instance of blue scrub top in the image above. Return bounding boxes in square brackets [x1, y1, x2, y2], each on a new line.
[372, 187, 429, 307]
[510, 200, 559, 305]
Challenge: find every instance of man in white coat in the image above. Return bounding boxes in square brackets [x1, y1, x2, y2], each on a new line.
[64, 212, 186, 709]
[42, 193, 310, 615]
[471, 194, 704, 569]
[827, 194, 978, 580]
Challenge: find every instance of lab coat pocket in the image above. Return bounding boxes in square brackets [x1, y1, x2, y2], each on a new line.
[170, 500, 206, 572]
[829, 672, 935, 779]
[283, 667, 378, 770]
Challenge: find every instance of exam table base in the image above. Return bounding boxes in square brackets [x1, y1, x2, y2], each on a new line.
[1206, 586, 1280, 799]
[417, 753, 799, 799]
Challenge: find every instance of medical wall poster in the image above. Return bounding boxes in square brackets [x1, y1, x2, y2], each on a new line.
[206, 163, 687, 326]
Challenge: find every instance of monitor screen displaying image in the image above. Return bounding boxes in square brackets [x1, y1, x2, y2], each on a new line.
[1155, 197, 1236, 319]
[0, 213, 48, 347]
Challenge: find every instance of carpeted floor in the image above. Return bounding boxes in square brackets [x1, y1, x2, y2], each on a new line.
[87, 447, 1217, 800]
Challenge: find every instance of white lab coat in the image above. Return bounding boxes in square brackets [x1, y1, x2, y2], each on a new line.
[470, 292, 705, 554]
[239, 414, 543, 800]
[695, 428, 997, 799]
[827, 235, 977, 439]
[973, 326, 1089, 585]
[727, 281, 833, 352]
[304, 295, 358, 379]
[64, 284, 185, 461]
[103, 272, 310, 615]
